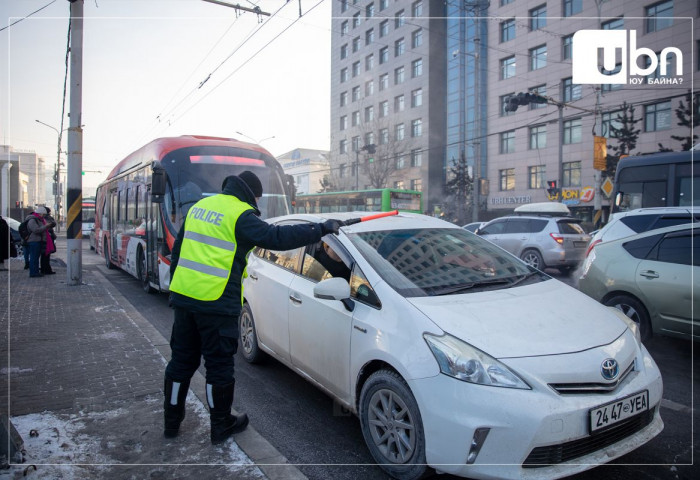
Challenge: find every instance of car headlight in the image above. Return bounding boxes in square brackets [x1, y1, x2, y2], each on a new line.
[424, 333, 530, 389]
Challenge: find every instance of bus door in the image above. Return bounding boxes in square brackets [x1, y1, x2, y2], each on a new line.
[109, 189, 118, 261]
[145, 188, 161, 289]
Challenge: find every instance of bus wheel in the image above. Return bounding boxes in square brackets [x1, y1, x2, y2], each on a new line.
[104, 242, 114, 270]
[138, 248, 156, 294]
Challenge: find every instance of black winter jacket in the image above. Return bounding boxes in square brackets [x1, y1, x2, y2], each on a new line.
[169, 175, 324, 316]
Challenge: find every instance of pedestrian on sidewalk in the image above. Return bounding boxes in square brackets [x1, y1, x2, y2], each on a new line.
[25, 206, 55, 278]
[164, 171, 345, 444]
[40, 207, 57, 275]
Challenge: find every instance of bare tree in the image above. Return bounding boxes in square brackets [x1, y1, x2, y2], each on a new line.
[357, 116, 413, 189]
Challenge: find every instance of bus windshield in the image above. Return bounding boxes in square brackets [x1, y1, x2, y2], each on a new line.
[161, 146, 290, 230]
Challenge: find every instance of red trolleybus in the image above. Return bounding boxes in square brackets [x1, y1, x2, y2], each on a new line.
[94, 135, 291, 293]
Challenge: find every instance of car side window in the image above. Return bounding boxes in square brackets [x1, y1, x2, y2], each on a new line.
[622, 233, 664, 259]
[480, 220, 506, 235]
[650, 215, 692, 230]
[620, 215, 658, 233]
[350, 265, 381, 308]
[505, 219, 530, 234]
[262, 247, 304, 273]
[649, 231, 695, 266]
[529, 219, 548, 233]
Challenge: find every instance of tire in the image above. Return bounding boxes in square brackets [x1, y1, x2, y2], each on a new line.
[520, 249, 544, 270]
[558, 266, 573, 276]
[359, 370, 427, 480]
[138, 248, 156, 294]
[239, 303, 266, 364]
[104, 241, 114, 270]
[604, 294, 652, 342]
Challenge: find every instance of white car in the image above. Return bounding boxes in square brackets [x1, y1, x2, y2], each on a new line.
[241, 212, 663, 480]
[586, 207, 697, 258]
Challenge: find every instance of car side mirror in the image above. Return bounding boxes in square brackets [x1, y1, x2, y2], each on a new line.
[614, 192, 623, 207]
[151, 166, 167, 203]
[314, 277, 351, 301]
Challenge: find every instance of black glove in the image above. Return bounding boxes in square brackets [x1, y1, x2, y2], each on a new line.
[320, 219, 345, 235]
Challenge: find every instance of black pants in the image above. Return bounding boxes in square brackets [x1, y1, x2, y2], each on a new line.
[40, 252, 53, 273]
[165, 307, 239, 386]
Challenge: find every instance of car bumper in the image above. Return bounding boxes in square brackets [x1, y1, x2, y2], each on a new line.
[542, 247, 586, 268]
[408, 349, 663, 479]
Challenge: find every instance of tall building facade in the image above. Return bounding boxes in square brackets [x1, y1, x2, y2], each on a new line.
[330, 0, 446, 212]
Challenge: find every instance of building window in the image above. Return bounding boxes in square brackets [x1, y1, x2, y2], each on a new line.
[394, 180, 405, 189]
[501, 56, 516, 79]
[379, 74, 389, 91]
[529, 125, 547, 149]
[500, 130, 515, 153]
[602, 110, 622, 138]
[352, 111, 360, 126]
[411, 88, 423, 107]
[351, 38, 360, 54]
[379, 128, 389, 145]
[365, 54, 374, 71]
[562, 35, 573, 60]
[341, 20, 348, 35]
[396, 154, 406, 169]
[530, 45, 547, 70]
[602, 17, 624, 30]
[340, 44, 348, 60]
[340, 115, 348, 131]
[352, 136, 360, 152]
[352, 86, 360, 102]
[379, 20, 389, 37]
[529, 85, 547, 109]
[500, 93, 515, 116]
[365, 132, 375, 146]
[412, 58, 423, 77]
[395, 123, 405, 140]
[365, 106, 374, 122]
[339, 163, 347, 178]
[412, 0, 423, 17]
[563, 0, 582, 17]
[411, 149, 422, 167]
[602, 64, 623, 91]
[563, 118, 582, 144]
[395, 10, 405, 28]
[528, 165, 545, 189]
[499, 168, 515, 191]
[529, 5, 547, 31]
[411, 119, 422, 137]
[340, 68, 348, 83]
[353, 12, 361, 28]
[562, 161, 581, 187]
[646, 0, 673, 33]
[562, 77, 582, 102]
[379, 47, 389, 64]
[410, 178, 422, 191]
[501, 19, 515, 42]
[395, 38, 405, 57]
[340, 139, 347, 154]
[379, 0, 388, 11]
[341, 0, 348, 13]
[379, 100, 389, 117]
[395, 94, 405, 112]
[352, 61, 361, 77]
[366, 28, 374, 46]
[645, 101, 672, 131]
[340, 91, 348, 107]
[365, 80, 374, 96]
[501, 0, 514, 5]
[395, 66, 405, 84]
[366, 2, 374, 18]
[412, 29, 423, 48]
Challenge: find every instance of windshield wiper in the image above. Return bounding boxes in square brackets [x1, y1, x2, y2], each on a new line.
[428, 278, 514, 296]
[508, 271, 542, 288]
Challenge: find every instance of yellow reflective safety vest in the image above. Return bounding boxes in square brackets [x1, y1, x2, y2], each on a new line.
[169, 194, 253, 301]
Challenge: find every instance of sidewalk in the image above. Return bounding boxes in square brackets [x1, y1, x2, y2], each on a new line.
[0, 234, 306, 480]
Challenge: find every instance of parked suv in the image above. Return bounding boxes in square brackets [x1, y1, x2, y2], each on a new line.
[586, 207, 698, 258]
[478, 205, 590, 273]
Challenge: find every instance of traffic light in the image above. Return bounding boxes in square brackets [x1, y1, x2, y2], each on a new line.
[546, 180, 559, 197]
[504, 92, 548, 112]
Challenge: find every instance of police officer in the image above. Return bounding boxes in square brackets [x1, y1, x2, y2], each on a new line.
[164, 171, 344, 444]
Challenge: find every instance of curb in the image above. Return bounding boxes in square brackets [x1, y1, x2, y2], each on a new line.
[91, 266, 308, 480]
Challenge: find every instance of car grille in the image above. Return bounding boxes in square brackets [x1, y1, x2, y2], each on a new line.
[522, 408, 655, 468]
[549, 361, 635, 394]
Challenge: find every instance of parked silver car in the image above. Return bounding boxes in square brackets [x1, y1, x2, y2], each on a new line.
[579, 223, 699, 342]
[478, 209, 590, 273]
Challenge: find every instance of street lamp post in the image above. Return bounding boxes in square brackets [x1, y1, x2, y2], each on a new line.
[35, 119, 65, 230]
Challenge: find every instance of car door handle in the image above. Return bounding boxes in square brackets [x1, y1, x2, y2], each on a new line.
[639, 270, 659, 279]
[248, 273, 258, 280]
[289, 294, 302, 304]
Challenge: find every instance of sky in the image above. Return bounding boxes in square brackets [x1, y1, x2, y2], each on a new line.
[1, 0, 332, 189]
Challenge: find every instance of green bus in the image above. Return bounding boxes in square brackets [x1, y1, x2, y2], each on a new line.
[294, 188, 422, 214]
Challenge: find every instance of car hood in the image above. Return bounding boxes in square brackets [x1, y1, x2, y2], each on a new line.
[406, 279, 627, 358]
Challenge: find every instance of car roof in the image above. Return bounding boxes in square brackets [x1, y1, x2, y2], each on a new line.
[614, 206, 695, 217]
[267, 211, 459, 233]
[607, 222, 699, 246]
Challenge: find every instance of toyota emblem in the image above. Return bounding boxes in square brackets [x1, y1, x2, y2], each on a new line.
[601, 358, 619, 381]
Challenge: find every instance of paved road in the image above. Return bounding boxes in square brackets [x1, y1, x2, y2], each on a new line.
[86, 245, 699, 480]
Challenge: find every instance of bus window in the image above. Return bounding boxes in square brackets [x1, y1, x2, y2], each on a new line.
[676, 163, 700, 207]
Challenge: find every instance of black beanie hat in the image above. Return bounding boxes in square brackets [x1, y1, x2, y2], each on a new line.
[238, 171, 263, 197]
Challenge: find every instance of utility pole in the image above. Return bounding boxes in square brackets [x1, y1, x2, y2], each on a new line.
[67, 0, 84, 285]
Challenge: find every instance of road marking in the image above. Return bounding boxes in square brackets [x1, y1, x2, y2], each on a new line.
[661, 398, 692, 414]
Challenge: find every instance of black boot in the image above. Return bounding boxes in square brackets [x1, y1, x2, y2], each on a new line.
[208, 382, 249, 444]
[163, 375, 190, 438]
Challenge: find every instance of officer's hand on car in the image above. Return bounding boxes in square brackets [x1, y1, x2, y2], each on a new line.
[321, 219, 346, 235]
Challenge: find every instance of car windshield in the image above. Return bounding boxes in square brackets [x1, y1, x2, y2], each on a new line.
[348, 227, 545, 297]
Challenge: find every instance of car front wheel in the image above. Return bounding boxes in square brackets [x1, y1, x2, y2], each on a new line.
[239, 303, 266, 364]
[604, 294, 652, 342]
[359, 369, 427, 480]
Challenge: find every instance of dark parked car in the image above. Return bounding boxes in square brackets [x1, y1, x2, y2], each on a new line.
[6, 217, 23, 257]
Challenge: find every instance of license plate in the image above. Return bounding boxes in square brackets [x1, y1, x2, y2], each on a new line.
[574, 241, 588, 248]
[590, 390, 649, 432]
